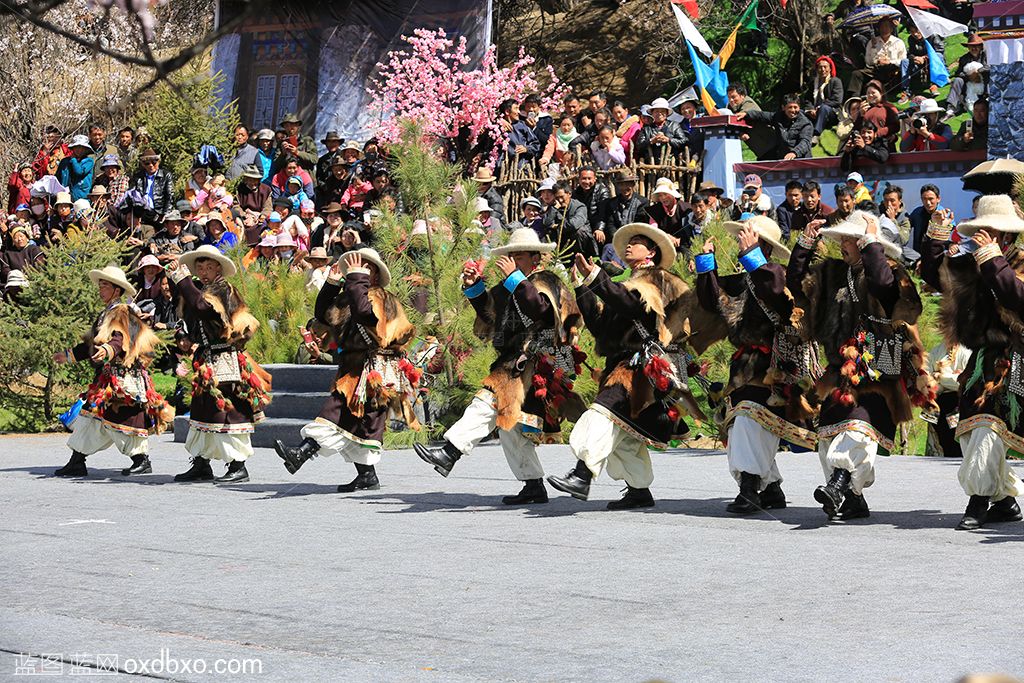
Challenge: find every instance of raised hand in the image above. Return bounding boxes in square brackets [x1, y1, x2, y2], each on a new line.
[344, 251, 363, 271]
[973, 229, 994, 249]
[495, 255, 517, 277]
[701, 236, 715, 254]
[737, 225, 759, 251]
[574, 252, 595, 277]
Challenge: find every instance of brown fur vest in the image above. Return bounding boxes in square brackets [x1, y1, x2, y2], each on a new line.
[938, 247, 1024, 351]
[91, 304, 164, 368]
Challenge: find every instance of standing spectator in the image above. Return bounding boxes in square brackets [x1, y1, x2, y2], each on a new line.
[562, 93, 584, 129]
[473, 167, 505, 231]
[879, 184, 915, 263]
[776, 181, 803, 242]
[727, 83, 771, 159]
[277, 113, 317, 171]
[57, 135, 96, 202]
[634, 98, 687, 161]
[908, 183, 946, 252]
[901, 99, 952, 152]
[612, 101, 642, 159]
[840, 121, 889, 171]
[254, 129, 276, 182]
[849, 18, 906, 95]
[130, 148, 174, 221]
[571, 166, 609, 235]
[590, 126, 626, 170]
[496, 98, 539, 171]
[951, 98, 989, 151]
[645, 178, 687, 249]
[226, 125, 259, 181]
[806, 56, 845, 146]
[857, 81, 900, 150]
[96, 154, 129, 207]
[7, 163, 34, 214]
[946, 34, 988, 118]
[32, 125, 70, 179]
[737, 94, 813, 160]
[86, 123, 118, 182]
[315, 131, 344, 186]
[791, 180, 834, 237]
[520, 94, 553, 153]
[596, 171, 649, 261]
[115, 126, 137, 171]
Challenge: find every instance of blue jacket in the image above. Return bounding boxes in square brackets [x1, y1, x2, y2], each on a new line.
[57, 156, 95, 201]
[909, 203, 944, 252]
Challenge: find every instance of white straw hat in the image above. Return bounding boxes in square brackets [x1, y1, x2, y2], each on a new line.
[490, 227, 557, 256]
[651, 177, 682, 200]
[722, 214, 791, 258]
[819, 211, 902, 259]
[340, 247, 391, 287]
[88, 264, 137, 298]
[955, 194, 1024, 236]
[612, 223, 677, 268]
[180, 244, 238, 278]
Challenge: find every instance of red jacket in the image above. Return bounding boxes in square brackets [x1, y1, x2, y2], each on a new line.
[7, 171, 32, 214]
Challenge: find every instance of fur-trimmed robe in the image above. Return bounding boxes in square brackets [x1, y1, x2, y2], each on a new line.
[789, 240, 930, 447]
[575, 265, 702, 447]
[923, 238, 1024, 444]
[467, 269, 585, 434]
[314, 271, 417, 445]
[696, 253, 817, 439]
[73, 302, 174, 435]
[173, 275, 271, 431]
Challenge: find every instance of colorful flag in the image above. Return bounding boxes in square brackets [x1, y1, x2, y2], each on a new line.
[718, 0, 759, 68]
[685, 39, 726, 113]
[925, 38, 950, 86]
[670, 0, 700, 20]
[902, 0, 937, 9]
[670, 2, 713, 58]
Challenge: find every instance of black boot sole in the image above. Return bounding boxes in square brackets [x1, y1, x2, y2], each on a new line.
[501, 495, 549, 505]
[607, 499, 656, 510]
[122, 462, 153, 476]
[273, 440, 305, 475]
[414, 444, 453, 477]
[214, 474, 249, 484]
[337, 483, 381, 493]
[726, 501, 760, 514]
[54, 468, 88, 477]
[546, 476, 589, 501]
[955, 517, 985, 531]
[814, 486, 841, 518]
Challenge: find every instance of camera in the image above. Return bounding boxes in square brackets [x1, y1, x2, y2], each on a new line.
[912, 116, 928, 129]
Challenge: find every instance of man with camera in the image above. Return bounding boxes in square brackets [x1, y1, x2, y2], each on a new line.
[900, 99, 952, 152]
[840, 121, 889, 172]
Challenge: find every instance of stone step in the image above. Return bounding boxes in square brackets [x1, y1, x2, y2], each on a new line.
[263, 391, 331, 420]
[262, 363, 336, 394]
[173, 415, 311, 449]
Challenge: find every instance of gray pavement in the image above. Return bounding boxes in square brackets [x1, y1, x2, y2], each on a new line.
[0, 433, 1022, 682]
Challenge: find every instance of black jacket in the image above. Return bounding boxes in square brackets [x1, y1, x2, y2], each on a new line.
[743, 110, 813, 159]
[572, 183, 610, 231]
[129, 168, 174, 220]
[596, 194, 650, 238]
[634, 121, 688, 160]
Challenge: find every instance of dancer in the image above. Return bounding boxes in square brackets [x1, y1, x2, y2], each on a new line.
[169, 245, 271, 484]
[53, 265, 173, 476]
[415, 228, 584, 504]
[920, 195, 1024, 530]
[275, 248, 420, 492]
[547, 223, 702, 509]
[788, 211, 935, 520]
[695, 215, 819, 514]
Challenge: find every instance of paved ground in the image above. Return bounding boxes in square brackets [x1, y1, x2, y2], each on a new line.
[0, 433, 1022, 682]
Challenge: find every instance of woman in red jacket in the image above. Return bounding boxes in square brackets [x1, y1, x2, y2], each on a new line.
[855, 80, 901, 151]
[7, 163, 35, 214]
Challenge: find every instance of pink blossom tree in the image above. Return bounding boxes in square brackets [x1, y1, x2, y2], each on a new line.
[367, 28, 569, 173]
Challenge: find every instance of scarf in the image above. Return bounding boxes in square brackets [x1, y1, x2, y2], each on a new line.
[555, 128, 578, 152]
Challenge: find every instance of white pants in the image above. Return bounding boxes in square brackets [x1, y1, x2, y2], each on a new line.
[67, 413, 147, 457]
[958, 426, 1024, 501]
[185, 428, 252, 462]
[569, 409, 653, 488]
[301, 420, 381, 466]
[727, 414, 782, 490]
[818, 430, 878, 494]
[444, 396, 544, 480]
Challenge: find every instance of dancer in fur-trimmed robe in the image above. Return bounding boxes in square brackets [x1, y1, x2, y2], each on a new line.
[547, 223, 705, 510]
[169, 245, 271, 484]
[415, 228, 585, 505]
[920, 195, 1024, 530]
[275, 248, 421, 493]
[788, 211, 936, 521]
[53, 265, 173, 477]
[695, 215, 819, 515]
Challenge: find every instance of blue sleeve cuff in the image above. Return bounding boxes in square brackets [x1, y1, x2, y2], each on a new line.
[463, 279, 486, 299]
[694, 253, 716, 274]
[739, 247, 768, 273]
[503, 270, 527, 293]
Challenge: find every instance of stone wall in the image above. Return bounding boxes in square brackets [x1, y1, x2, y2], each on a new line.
[986, 61, 1024, 159]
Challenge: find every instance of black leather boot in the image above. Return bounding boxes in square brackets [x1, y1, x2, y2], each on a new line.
[215, 460, 249, 484]
[759, 481, 787, 510]
[607, 486, 656, 510]
[956, 495, 990, 530]
[726, 472, 761, 514]
[122, 454, 152, 476]
[814, 468, 851, 518]
[987, 497, 1023, 524]
[174, 456, 213, 482]
[54, 451, 88, 477]
[546, 460, 593, 501]
[414, 440, 462, 477]
[337, 463, 380, 492]
[837, 491, 870, 520]
[502, 479, 549, 505]
[275, 437, 319, 474]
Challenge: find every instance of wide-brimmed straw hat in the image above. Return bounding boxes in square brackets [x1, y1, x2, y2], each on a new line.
[472, 197, 495, 214]
[472, 167, 497, 183]
[955, 195, 1024, 236]
[339, 141, 363, 157]
[306, 247, 329, 261]
[180, 244, 237, 278]
[723, 215, 791, 259]
[819, 211, 902, 260]
[613, 223, 677, 269]
[340, 247, 391, 287]
[88, 264, 137, 298]
[651, 177, 682, 200]
[491, 227, 557, 256]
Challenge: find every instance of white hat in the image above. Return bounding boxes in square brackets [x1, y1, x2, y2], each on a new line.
[651, 177, 682, 200]
[136, 254, 161, 270]
[490, 227, 557, 256]
[723, 215, 791, 259]
[69, 134, 91, 150]
[73, 198, 93, 215]
[180, 244, 238, 278]
[612, 223, 677, 269]
[340, 247, 391, 287]
[5, 269, 27, 289]
[649, 97, 672, 113]
[819, 211, 902, 260]
[54, 192, 73, 206]
[88, 264, 137, 298]
[472, 197, 494, 214]
[521, 197, 543, 210]
[537, 178, 557, 193]
[963, 61, 983, 77]
[955, 195, 1024, 236]
[275, 231, 295, 248]
[255, 128, 275, 141]
[917, 98, 943, 115]
[847, 172, 864, 184]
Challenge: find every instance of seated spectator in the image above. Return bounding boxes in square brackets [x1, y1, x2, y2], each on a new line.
[281, 175, 310, 212]
[133, 254, 165, 302]
[150, 210, 197, 264]
[540, 115, 579, 173]
[857, 81, 900, 150]
[316, 157, 350, 211]
[951, 98, 988, 151]
[879, 183, 916, 264]
[185, 163, 209, 203]
[303, 247, 332, 292]
[540, 180, 594, 258]
[96, 154, 129, 207]
[697, 180, 729, 219]
[473, 167, 505, 231]
[612, 101, 642, 159]
[596, 171, 649, 261]
[732, 174, 775, 220]
[311, 202, 345, 251]
[295, 319, 334, 365]
[252, 233, 278, 269]
[275, 231, 299, 268]
[840, 121, 889, 171]
[645, 178, 687, 249]
[130, 148, 174, 222]
[47, 192, 76, 245]
[849, 18, 906, 95]
[679, 192, 713, 246]
[946, 34, 988, 118]
[511, 196, 547, 240]
[4, 269, 28, 304]
[87, 185, 109, 214]
[676, 97, 706, 159]
[827, 185, 856, 226]
[590, 126, 626, 170]
[736, 94, 813, 160]
[634, 98, 687, 161]
[7, 163, 34, 214]
[283, 200, 318, 254]
[835, 95, 863, 151]
[791, 180, 834, 237]
[340, 174, 372, 214]
[901, 99, 952, 152]
[949, 62, 986, 118]
[806, 56, 845, 145]
[904, 23, 940, 101]
[365, 167, 403, 214]
[1, 225, 43, 287]
[496, 98, 539, 170]
[201, 211, 238, 253]
[571, 166, 609, 234]
[271, 159, 315, 200]
[776, 180, 803, 242]
[846, 172, 873, 204]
